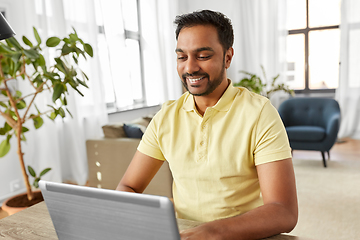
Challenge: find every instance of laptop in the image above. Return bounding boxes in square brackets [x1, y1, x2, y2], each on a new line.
[39, 180, 180, 240]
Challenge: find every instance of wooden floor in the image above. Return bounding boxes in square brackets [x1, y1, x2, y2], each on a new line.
[1, 138, 359, 220]
[292, 137, 360, 162]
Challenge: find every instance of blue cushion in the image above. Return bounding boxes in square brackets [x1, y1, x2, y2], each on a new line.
[123, 124, 144, 139]
[286, 126, 326, 142]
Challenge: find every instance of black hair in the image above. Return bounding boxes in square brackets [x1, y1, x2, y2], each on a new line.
[174, 10, 234, 51]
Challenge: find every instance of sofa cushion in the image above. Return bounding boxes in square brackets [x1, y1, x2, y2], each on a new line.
[102, 123, 126, 138]
[286, 126, 326, 142]
[102, 116, 153, 138]
[123, 123, 147, 138]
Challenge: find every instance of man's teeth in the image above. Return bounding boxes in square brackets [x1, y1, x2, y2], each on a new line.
[188, 77, 204, 83]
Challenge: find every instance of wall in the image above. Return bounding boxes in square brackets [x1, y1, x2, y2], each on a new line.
[108, 105, 161, 123]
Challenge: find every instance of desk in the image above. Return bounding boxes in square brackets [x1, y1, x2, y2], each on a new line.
[0, 202, 308, 240]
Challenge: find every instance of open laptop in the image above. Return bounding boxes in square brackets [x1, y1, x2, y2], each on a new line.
[39, 180, 180, 240]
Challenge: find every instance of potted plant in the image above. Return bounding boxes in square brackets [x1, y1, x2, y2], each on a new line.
[0, 27, 93, 214]
[234, 65, 294, 98]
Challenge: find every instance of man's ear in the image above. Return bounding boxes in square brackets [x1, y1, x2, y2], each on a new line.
[225, 47, 234, 69]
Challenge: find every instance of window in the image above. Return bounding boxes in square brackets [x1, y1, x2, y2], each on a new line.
[286, 0, 341, 93]
[95, 0, 145, 111]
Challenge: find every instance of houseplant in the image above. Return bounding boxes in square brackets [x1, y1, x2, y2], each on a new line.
[234, 65, 294, 98]
[0, 27, 93, 208]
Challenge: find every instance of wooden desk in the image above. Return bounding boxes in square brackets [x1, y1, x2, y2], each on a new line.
[0, 202, 308, 240]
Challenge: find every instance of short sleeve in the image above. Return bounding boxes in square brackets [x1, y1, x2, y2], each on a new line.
[253, 101, 292, 165]
[137, 109, 166, 161]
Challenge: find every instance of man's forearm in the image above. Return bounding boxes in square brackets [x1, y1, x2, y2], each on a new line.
[180, 202, 297, 240]
[115, 184, 136, 193]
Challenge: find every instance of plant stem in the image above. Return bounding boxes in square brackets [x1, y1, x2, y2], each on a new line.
[16, 120, 33, 201]
[4, 81, 33, 201]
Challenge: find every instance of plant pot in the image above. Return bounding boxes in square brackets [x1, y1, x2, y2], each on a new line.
[1, 190, 43, 216]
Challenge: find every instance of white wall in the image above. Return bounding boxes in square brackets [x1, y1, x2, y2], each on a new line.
[108, 105, 161, 123]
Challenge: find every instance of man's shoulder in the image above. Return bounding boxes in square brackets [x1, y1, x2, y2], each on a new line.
[233, 86, 270, 109]
[160, 92, 190, 111]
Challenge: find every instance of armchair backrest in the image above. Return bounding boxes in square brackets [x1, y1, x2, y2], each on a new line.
[278, 97, 340, 129]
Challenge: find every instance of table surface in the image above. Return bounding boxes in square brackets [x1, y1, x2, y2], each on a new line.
[0, 202, 310, 240]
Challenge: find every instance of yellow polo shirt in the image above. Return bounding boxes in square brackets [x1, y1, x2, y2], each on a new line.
[138, 82, 291, 222]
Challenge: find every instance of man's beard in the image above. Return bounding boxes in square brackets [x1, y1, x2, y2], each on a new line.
[181, 61, 226, 97]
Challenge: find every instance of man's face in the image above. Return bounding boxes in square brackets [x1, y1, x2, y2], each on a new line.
[175, 25, 232, 97]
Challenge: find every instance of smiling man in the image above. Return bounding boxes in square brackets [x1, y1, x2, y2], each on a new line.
[117, 10, 298, 240]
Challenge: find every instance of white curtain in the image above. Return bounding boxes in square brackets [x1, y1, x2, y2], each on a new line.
[11, 0, 108, 185]
[235, 0, 288, 108]
[335, 0, 360, 139]
[139, 0, 182, 102]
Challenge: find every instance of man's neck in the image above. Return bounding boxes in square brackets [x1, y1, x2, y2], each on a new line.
[193, 79, 230, 116]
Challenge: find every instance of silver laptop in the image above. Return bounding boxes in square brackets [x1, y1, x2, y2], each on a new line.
[39, 180, 180, 240]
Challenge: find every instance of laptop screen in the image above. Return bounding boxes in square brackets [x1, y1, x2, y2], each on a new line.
[39, 180, 180, 240]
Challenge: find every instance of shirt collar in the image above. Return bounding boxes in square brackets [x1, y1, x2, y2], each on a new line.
[182, 79, 239, 112]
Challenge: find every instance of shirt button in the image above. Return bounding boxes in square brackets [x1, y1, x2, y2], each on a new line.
[200, 141, 204, 146]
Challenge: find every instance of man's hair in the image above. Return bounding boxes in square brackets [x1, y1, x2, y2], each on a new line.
[174, 10, 234, 51]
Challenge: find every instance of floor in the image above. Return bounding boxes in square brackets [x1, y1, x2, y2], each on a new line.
[1, 138, 359, 220]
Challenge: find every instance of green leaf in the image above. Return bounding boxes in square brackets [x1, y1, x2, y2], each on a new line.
[28, 165, 36, 177]
[39, 168, 51, 177]
[61, 96, 67, 106]
[16, 99, 26, 109]
[33, 178, 40, 188]
[84, 43, 93, 57]
[9, 52, 22, 63]
[38, 54, 46, 66]
[1, 90, 8, 97]
[46, 37, 61, 47]
[33, 116, 44, 129]
[22, 36, 33, 47]
[52, 83, 66, 102]
[33, 27, 42, 45]
[61, 44, 73, 55]
[58, 107, 65, 118]
[15, 91, 22, 97]
[81, 71, 89, 81]
[24, 49, 40, 59]
[49, 111, 57, 120]
[0, 44, 15, 53]
[77, 78, 89, 88]
[22, 126, 29, 133]
[72, 54, 78, 64]
[35, 104, 41, 114]
[0, 139, 11, 158]
[4, 122, 12, 132]
[66, 108, 73, 118]
[7, 37, 22, 51]
[0, 102, 8, 108]
[0, 128, 6, 135]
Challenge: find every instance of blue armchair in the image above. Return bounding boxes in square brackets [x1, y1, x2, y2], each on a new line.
[278, 97, 341, 167]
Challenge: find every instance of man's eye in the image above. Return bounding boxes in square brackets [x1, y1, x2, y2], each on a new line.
[177, 56, 187, 60]
[199, 56, 210, 60]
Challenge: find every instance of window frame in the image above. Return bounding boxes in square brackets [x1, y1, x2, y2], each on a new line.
[288, 0, 340, 94]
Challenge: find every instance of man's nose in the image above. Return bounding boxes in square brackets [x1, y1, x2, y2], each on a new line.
[184, 57, 200, 74]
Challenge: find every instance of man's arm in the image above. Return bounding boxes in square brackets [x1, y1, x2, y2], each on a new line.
[116, 150, 164, 193]
[180, 158, 298, 240]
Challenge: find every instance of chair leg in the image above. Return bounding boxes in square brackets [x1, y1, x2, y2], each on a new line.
[321, 151, 327, 168]
[327, 151, 330, 160]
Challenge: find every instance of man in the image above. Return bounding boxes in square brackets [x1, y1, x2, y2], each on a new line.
[117, 10, 298, 240]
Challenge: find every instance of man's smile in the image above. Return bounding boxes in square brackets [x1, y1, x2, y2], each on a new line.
[187, 76, 206, 84]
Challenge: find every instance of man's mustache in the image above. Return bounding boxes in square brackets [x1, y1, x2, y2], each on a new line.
[182, 71, 209, 80]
